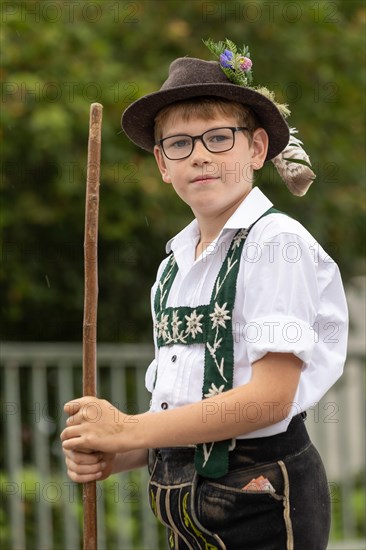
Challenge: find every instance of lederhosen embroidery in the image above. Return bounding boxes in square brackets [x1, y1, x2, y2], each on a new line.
[148, 476, 225, 549]
[154, 207, 279, 479]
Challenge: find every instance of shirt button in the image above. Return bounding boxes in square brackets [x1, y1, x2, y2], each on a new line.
[171, 355, 177, 363]
[161, 402, 169, 410]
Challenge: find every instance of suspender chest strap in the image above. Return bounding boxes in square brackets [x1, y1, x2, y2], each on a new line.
[153, 207, 280, 478]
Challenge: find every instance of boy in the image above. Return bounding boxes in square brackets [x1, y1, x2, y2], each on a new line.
[61, 40, 348, 549]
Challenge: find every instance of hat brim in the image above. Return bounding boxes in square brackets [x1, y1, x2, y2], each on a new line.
[121, 83, 289, 161]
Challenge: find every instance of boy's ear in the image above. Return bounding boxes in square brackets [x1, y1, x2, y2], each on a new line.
[251, 128, 269, 170]
[154, 145, 171, 183]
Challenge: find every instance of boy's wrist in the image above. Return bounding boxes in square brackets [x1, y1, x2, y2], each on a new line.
[121, 412, 150, 451]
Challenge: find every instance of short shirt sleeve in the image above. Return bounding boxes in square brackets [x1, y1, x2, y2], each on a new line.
[242, 229, 321, 366]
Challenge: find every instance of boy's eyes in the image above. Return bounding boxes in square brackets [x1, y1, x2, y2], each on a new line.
[166, 132, 230, 149]
[169, 138, 191, 149]
[207, 133, 231, 143]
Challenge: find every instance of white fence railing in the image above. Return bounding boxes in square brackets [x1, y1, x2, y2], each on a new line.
[0, 342, 365, 549]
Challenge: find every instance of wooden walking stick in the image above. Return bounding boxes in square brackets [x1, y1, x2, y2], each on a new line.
[83, 102, 103, 550]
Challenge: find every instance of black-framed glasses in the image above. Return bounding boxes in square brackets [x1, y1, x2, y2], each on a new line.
[159, 126, 249, 160]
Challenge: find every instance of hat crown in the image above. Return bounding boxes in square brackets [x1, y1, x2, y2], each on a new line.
[160, 58, 230, 90]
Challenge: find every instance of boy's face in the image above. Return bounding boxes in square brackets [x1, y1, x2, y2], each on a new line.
[153, 110, 268, 222]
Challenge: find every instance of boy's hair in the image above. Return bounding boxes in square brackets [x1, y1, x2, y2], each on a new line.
[154, 97, 260, 146]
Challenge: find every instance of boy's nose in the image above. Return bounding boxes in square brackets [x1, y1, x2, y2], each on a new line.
[190, 137, 212, 163]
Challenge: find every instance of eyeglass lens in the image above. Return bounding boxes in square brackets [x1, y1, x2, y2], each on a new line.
[162, 127, 237, 159]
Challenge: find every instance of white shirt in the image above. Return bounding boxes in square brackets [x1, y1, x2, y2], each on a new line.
[145, 187, 348, 438]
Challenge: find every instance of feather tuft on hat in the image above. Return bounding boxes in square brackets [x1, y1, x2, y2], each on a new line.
[271, 128, 316, 196]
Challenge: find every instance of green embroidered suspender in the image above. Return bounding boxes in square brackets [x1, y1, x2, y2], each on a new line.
[153, 207, 279, 478]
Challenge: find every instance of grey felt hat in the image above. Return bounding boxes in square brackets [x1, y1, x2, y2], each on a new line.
[121, 57, 290, 162]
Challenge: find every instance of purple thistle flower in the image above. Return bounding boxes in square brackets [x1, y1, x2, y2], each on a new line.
[220, 49, 234, 69]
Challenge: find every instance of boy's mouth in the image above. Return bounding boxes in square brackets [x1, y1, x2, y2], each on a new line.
[190, 175, 219, 184]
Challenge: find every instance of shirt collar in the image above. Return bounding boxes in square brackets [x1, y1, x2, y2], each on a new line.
[224, 186, 273, 229]
[165, 187, 273, 254]
[165, 218, 200, 254]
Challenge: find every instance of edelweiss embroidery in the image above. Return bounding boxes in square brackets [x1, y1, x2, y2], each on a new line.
[185, 310, 204, 339]
[209, 302, 230, 329]
[155, 313, 169, 340]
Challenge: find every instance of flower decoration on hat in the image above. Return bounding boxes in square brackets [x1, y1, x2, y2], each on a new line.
[203, 38, 289, 118]
[203, 38, 253, 86]
[203, 37, 316, 196]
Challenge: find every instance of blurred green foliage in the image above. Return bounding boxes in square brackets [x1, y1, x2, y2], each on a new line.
[0, 467, 167, 549]
[1, 0, 365, 342]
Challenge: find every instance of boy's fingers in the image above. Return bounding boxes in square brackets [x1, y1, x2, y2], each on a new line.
[65, 456, 105, 475]
[60, 425, 83, 443]
[61, 428, 98, 452]
[63, 396, 96, 415]
[65, 450, 103, 465]
[62, 437, 83, 451]
[67, 469, 103, 484]
[66, 412, 81, 425]
[64, 400, 82, 416]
